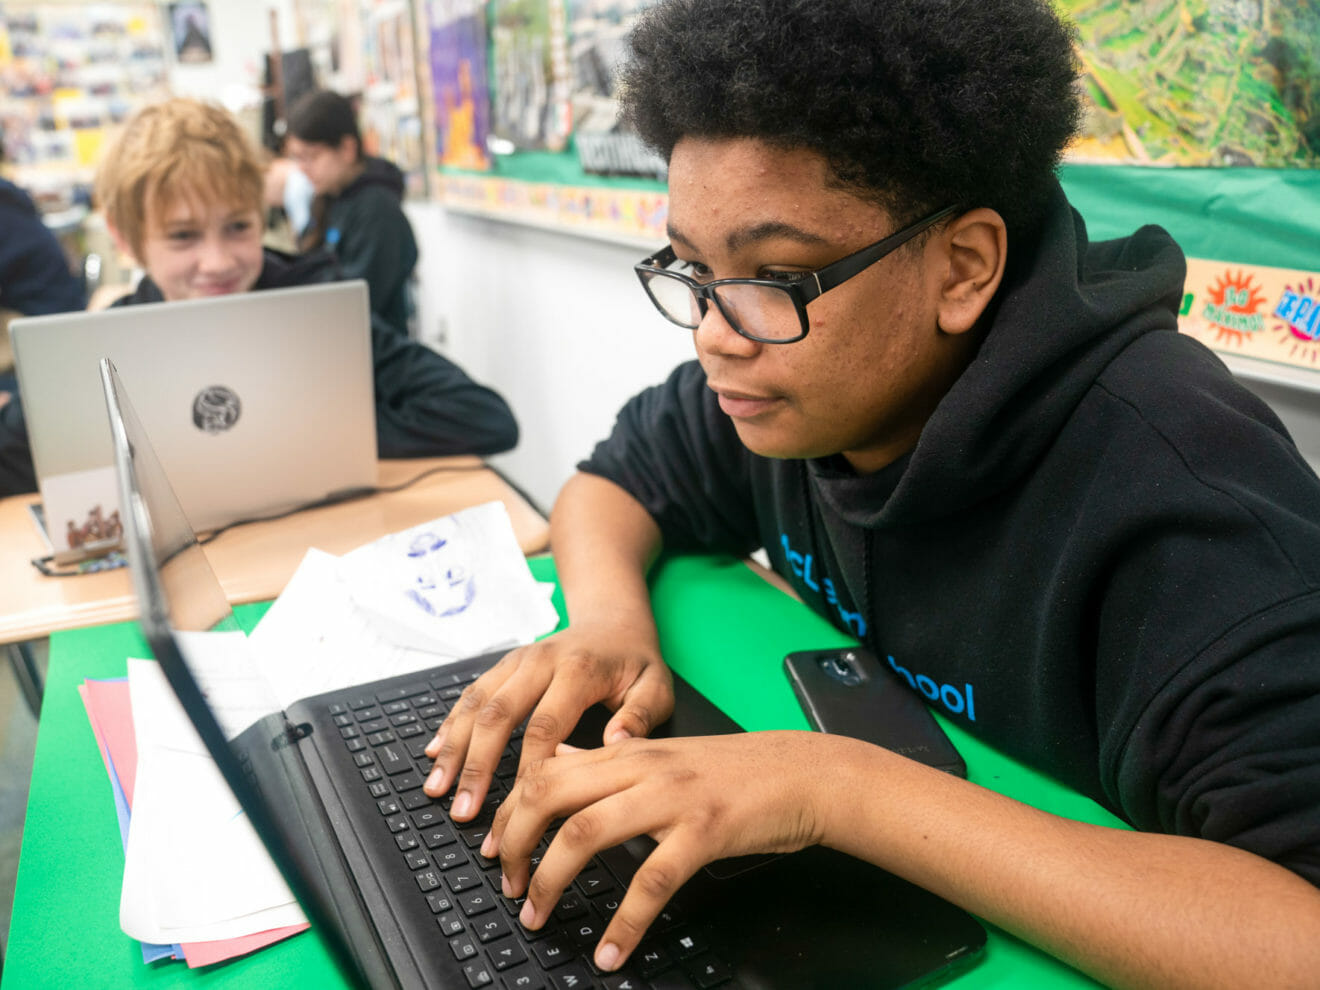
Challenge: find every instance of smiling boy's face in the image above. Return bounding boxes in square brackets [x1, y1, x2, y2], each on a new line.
[132, 195, 265, 302]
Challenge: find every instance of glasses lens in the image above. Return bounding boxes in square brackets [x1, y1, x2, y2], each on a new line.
[713, 282, 804, 341]
[642, 271, 702, 329]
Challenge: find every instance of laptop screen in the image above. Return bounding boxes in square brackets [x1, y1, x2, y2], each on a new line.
[101, 356, 386, 986]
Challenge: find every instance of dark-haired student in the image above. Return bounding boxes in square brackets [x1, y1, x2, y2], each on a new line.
[0, 97, 517, 496]
[0, 174, 88, 494]
[420, 1, 1320, 987]
[285, 89, 418, 337]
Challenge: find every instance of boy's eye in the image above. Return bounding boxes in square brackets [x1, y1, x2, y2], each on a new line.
[226, 218, 255, 236]
[759, 268, 811, 284]
[677, 260, 713, 282]
[166, 229, 200, 244]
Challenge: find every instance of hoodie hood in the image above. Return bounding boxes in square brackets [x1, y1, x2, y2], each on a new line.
[336, 156, 405, 202]
[817, 179, 1187, 527]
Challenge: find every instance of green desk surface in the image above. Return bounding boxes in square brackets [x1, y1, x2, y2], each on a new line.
[4, 554, 1115, 989]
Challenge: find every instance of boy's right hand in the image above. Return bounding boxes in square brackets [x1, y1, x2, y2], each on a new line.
[421, 620, 675, 821]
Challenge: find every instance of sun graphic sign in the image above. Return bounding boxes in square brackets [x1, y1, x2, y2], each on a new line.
[1180, 259, 1320, 370]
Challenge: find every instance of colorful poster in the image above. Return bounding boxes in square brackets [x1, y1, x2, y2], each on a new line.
[1058, 0, 1320, 167]
[0, 4, 167, 198]
[488, 0, 572, 152]
[566, 0, 665, 179]
[1180, 257, 1320, 368]
[426, 0, 491, 170]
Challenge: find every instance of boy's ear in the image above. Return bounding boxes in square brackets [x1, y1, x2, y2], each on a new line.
[105, 219, 141, 267]
[934, 208, 1007, 335]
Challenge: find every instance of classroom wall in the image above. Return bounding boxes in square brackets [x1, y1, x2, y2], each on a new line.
[166, 0, 297, 106]
[406, 201, 694, 513]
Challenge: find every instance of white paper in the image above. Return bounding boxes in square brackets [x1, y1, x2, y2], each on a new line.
[120, 660, 304, 944]
[339, 501, 559, 658]
[247, 547, 456, 709]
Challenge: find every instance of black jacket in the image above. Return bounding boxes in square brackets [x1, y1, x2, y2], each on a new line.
[581, 182, 1320, 887]
[0, 177, 86, 318]
[304, 157, 418, 336]
[0, 248, 516, 495]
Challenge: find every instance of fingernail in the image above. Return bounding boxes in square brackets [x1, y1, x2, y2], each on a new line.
[481, 833, 497, 858]
[595, 942, 621, 971]
[501, 873, 513, 897]
[452, 791, 472, 819]
[519, 901, 537, 928]
[424, 768, 444, 794]
[605, 728, 633, 745]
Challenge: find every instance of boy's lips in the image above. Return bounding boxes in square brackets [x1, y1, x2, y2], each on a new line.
[710, 385, 782, 419]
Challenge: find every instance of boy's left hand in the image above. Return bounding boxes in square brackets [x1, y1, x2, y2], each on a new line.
[482, 730, 833, 973]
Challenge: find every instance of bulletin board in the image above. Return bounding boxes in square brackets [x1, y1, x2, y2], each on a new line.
[0, 3, 170, 204]
[411, 0, 1320, 370]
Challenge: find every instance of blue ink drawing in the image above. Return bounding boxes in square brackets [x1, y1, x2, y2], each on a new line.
[404, 528, 477, 618]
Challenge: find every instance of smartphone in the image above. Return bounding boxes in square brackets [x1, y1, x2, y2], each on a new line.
[783, 647, 966, 777]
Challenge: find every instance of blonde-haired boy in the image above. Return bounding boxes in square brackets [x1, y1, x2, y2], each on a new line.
[97, 97, 517, 458]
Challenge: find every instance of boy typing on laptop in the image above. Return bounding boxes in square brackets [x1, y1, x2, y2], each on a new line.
[422, 0, 1320, 987]
[0, 98, 517, 495]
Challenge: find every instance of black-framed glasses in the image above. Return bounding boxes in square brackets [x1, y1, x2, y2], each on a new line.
[634, 204, 959, 344]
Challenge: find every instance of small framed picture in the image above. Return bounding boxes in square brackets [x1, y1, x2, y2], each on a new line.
[168, 2, 213, 64]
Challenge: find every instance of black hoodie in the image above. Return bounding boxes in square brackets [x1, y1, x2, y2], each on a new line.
[580, 182, 1320, 887]
[0, 178, 87, 318]
[303, 156, 418, 336]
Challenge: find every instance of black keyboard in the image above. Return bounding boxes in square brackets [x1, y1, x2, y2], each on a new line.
[329, 668, 734, 990]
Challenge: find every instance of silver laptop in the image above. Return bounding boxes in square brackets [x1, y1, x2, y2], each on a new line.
[11, 280, 376, 561]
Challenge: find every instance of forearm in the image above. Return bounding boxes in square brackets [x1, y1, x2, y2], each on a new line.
[816, 734, 1320, 990]
[550, 471, 663, 639]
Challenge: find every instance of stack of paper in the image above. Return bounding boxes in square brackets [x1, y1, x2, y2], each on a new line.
[80, 501, 561, 969]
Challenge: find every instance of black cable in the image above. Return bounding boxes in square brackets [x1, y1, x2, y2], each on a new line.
[29, 461, 491, 577]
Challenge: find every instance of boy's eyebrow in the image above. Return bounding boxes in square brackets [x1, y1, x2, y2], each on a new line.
[668, 219, 831, 254]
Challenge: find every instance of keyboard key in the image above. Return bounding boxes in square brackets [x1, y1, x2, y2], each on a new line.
[462, 960, 495, 987]
[501, 971, 546, 990]
[548, 962, 594, 989]
[376, 797, 401, 816]
[668, 929, 707, 960]
[437, 912, 465, 936]
[385, 813, 410, 833]
[435, 848, 466, 870]
[396, 833, 420, 852]
[421, 825, 457, 848]
[459, 887, 498, 917]
[636, 944, 672, 977]
[355, 707, 383, 723]
[405, 849, 431, 871]
[392, 771, 424, 793]
[601, 975, 647, 990]
[685, 954, 733, 988]
[369, 781, 391, 799]
[426, 891, 454, 914]
[415, 869, 442, 892]
[367, 730, 397, 746]
[398, 723, 426, 738]
[447, 868, 482, 892]
[531, 936, 574, 969]
[575, 865, 617, 899]
[474, 911, 513, 943]
[488, 940, 527, 969]
[449, 933, 480, 961]
[401, 791, 433, 811]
